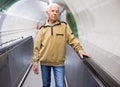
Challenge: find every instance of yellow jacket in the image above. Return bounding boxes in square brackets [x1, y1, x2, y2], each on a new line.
[33, 21, 83, 66]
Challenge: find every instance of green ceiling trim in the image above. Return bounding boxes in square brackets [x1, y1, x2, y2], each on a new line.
[67, 9, 78, 38]
[0, 0, 18, 12]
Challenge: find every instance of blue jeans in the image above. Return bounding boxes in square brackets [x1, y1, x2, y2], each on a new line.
[41, 65, 65, 87]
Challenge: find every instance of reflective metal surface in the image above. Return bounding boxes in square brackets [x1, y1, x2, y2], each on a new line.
[65, 45, 101, 87]
[0, 36, 33, 87]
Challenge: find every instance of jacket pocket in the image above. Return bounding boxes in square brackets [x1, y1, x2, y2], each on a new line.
[56, 34, 64, 36]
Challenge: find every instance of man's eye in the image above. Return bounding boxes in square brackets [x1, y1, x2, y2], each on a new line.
[51, 10, 59, 13]
[56, 11, 59, 13]
[51, 10, 54, 12]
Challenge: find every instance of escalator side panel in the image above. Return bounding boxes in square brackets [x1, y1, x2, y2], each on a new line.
[0, 36, 33, 87]
[65, 45, 101, 87]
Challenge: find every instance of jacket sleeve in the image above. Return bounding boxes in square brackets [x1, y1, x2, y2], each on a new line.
[66, 24, 83, 53]
[33, 29, 43, 65]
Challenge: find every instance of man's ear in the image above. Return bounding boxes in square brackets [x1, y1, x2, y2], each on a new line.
[46, 10, 50, 16]
[59, 12, 61, 16]
[46, 10, 48, 14]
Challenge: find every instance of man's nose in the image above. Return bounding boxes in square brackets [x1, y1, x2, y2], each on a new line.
[53, 11, 57, 14]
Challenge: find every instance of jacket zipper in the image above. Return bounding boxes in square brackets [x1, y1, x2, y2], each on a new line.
[49, 22, 61, 36]
[51, 26, 53, 36]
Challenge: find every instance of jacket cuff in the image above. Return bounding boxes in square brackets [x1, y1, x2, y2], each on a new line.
[33, 58, 39, 65]
[33, 62, 38, 65]
[78, 50, 84, 54]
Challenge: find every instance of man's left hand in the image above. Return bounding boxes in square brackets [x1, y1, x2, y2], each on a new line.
[79, 51, 91, 58]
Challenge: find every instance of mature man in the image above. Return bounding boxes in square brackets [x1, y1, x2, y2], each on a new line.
[33, 3, 90, 87]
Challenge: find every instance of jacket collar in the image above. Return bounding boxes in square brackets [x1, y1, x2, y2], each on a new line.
[44, 20, 61, 27]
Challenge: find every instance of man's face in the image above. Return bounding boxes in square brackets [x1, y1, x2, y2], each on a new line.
[47, 5, 60, 23]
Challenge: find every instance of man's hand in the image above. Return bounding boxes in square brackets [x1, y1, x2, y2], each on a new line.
[33, 64, 39, 74]
[79, 51, 91, 58]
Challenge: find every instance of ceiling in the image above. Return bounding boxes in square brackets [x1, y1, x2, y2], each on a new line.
[0, 0, 66, 12]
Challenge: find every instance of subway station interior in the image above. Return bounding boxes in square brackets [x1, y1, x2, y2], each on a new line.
[0, 0, 120, 87]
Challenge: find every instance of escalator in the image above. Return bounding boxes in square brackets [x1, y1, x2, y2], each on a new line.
[21, 44, 104, 87]
[0, 36, 33, 87]
[0, 36, 120, 87]
[21, 44, 102, 87]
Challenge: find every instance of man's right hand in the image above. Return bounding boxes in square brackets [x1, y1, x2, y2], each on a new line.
[33, 64, 39, 74]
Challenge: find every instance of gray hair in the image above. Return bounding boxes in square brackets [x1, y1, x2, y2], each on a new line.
[46, 3, 60, 12]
